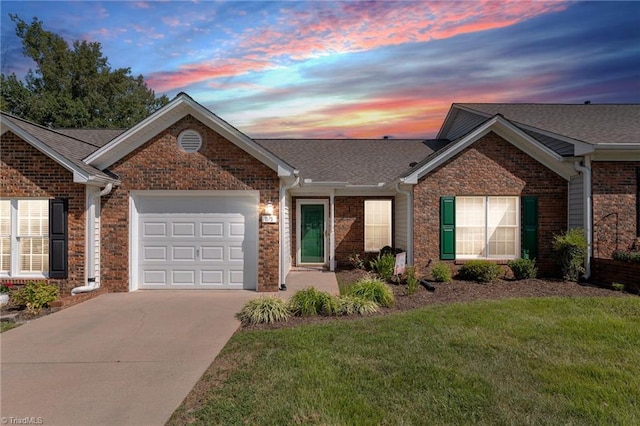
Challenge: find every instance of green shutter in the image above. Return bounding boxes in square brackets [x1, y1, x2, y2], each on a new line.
[521, 196, 538, 260]
[440, 197, 455, 260]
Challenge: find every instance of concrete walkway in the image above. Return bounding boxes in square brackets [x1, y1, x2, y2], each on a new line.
[0, 290, 258, 426]
[280, 269, 340, 298]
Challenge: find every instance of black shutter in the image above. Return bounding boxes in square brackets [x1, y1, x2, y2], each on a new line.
[49, 198, 68, 279]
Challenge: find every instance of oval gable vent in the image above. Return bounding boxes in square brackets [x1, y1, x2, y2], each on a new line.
[177, 129, 202, 153]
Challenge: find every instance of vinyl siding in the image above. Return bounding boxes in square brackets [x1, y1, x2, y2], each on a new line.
[443, 109, 488, 140]
[283, 193, 292, 278]
[568, 174, 584, 229]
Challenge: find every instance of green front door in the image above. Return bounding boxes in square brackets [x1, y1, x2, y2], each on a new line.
[300, 204, 325, 263]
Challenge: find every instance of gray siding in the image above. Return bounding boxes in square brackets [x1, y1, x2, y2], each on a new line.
[568, 174, 584, 229]
[395, 191, 408, 251]
[443, 109, 487, 140]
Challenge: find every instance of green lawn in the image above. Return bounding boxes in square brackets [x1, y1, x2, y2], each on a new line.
[169, 297, 640, 425]
[0, 321, 19, 333]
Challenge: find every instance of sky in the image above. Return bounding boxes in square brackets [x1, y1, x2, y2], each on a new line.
[1, 1, 639, 139]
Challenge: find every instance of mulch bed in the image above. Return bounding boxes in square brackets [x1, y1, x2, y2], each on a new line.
[0, 302, 59, 324]
[243, 268, 634, 331]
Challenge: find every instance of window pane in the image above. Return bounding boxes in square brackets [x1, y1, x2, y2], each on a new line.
[0, 200, 10, 236]
[18, 200, 48, 236]
[487, 197, 518, 257]
[456, 197, 485, 257]
[0, 237, 9, 272]
[365, 200, 392, 252]
[20, 237, 49, 273]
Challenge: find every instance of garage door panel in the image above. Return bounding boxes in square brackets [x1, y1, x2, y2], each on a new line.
[137, 195, 257, 290]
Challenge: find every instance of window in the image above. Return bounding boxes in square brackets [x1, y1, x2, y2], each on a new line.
[365, 200, 392, 252]
[0, 199, 49, 276]
[441, 196, 524, 260]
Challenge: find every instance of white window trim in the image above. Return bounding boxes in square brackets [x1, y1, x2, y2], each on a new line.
[456, 196, 520, 260]
[0, 199, 49, 279]
[364, 199, 393, 253]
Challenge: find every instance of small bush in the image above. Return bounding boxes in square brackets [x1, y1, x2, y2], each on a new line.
[335, 295, 379, 316]
[348, 277, 394, 307]
[553, 228, 587, 281]
[612, 250, 640, 264]
[13, 281, 59, 315]
[612, 282, 625, 291]
[431, 262, 452, 283]
[508, 258, 538, 280]
[369, 253, 396, 282]
[457, 260, 503, 283]
[289, 287, 337, 316]
[236, 296, 291, 326]
[348, 252, 366, 270]
[405, 266, 419, 295]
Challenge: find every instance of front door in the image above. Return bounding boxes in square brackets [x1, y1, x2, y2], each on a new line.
[300, 204, 325, 263]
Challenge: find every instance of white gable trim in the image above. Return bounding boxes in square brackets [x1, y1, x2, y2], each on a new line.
[84, 93, 296, 176]
[403, 116, 575, 184]
[1, 119, 116, 185]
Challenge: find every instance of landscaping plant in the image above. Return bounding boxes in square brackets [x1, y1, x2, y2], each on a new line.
[405, 266, 419, 295]
[457, 260, 503, 283]
[347, 277, 394, 307]
[553, 228, 587, 281]
[431, 262, 452, 283]
[335, 295, 379, 316]
[236, 296, 291, 326]
[612, 250, 640, 264]
[369, 253, 396, 282]
[508, 258, 538, 280]
[289, 287, 337, 316]
[13, 281, 59, 315]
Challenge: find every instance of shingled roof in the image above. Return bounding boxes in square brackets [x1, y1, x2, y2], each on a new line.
[256, 139, 450, 186]
[455, 103, 640, 145]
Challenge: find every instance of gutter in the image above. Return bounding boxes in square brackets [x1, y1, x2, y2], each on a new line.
[395, 183, 414, 265]
[72, 183, 114, 295]
[574, 158, 592, 279]
[279, 175, 300, 290]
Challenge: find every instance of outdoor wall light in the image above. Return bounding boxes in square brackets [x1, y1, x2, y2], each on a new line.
[264, 200, 274, 215]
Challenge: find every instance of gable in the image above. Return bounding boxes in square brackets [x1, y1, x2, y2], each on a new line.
[85, 93, 296, 177]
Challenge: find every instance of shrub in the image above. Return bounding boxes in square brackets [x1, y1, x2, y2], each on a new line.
[335, 295, 379, 316]
[13, 281, 59, 314]
[431, 262, 452, 283]
[553, 228, 587, 281]
[369, 253, 396, 281]
[348, 252, 366, 270]
[508, 258, 538, 280]
[288, 287, 337, 316]
[405, 266, 419, 295]
[457, 260, 503, 283]
[612, 282, 625, 292]
[348, 277, 394, 307]
[236, 296, 291, 326]
[612, 250, 640, 264]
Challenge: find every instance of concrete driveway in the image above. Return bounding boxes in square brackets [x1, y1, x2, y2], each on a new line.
[1, 290, 259, 426]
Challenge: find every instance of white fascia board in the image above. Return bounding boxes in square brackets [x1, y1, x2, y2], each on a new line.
[592, 145, 640, 161]
[405, 116, 574, 183]
[86, 94, 296, 176]
[2, 119, 95, 182]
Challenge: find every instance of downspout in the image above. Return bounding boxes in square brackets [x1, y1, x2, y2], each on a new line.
[396, 182, 413, 265]
[574, 158, 592, 279]
[72, 183, 113, 295]
[330, 189, 336, 272]
[279, 176, 300, 290]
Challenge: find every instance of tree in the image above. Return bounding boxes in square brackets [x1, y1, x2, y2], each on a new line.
[1, 15, 169, 128]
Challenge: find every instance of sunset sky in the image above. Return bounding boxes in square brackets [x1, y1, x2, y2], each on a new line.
[1, 1, 639, 138]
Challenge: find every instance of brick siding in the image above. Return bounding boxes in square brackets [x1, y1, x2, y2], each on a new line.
[291, 196, 394, 267]
[592, 161, 639, 258]
[413, 132, 567, 277]
[101, 115, 280, 292]
[590, 258, 640, 294]
[0, 131, 86, 295]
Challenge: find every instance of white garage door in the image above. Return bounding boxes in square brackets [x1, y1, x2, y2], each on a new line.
[135, 194, 258, 290]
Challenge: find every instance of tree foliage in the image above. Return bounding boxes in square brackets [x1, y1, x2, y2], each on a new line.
[1, 15, 169, 128]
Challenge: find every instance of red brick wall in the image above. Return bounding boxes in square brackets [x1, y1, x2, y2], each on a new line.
[101, 115, 280, 292]
[590, 258, 640, 293]
[0, 131, 86, 295]
[291, 196, 394, 267]
[413, 132, 567, 277]
[592, 162, 639, 258]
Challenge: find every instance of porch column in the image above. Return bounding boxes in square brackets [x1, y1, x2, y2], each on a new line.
[330, 189, 336, 271]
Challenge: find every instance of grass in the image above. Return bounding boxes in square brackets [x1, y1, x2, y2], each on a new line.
[169, 297, 640, 425]
[0, 321, 19, 333]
